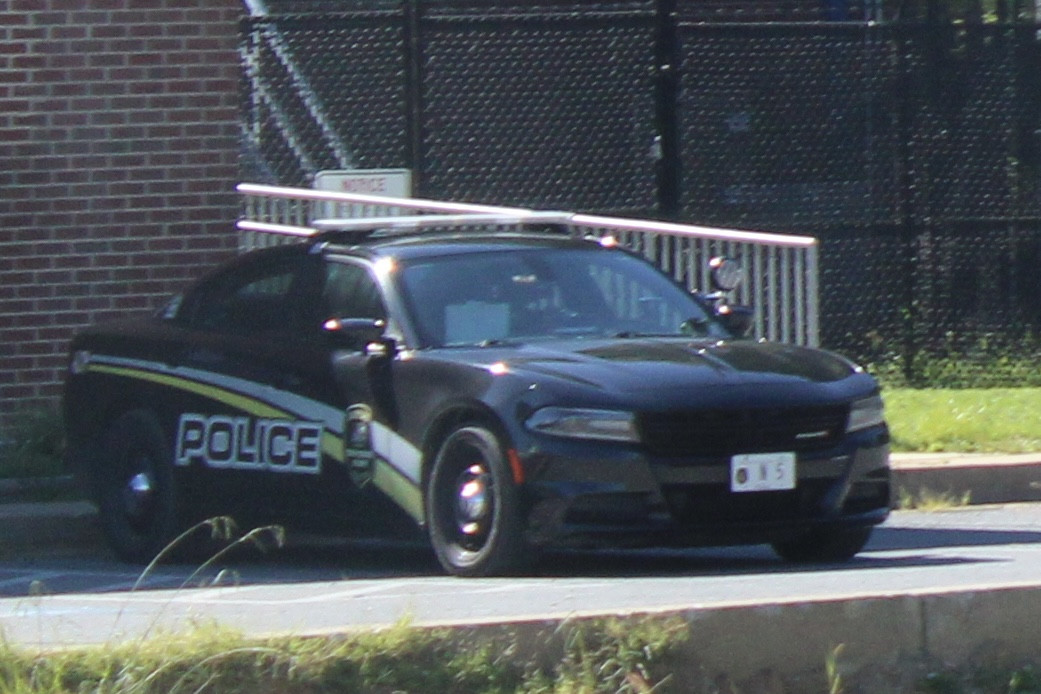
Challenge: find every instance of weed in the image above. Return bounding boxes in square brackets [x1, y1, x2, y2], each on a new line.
[898, 487, 972, 511]
[531, 615, 688, 693]
[130, 517, 284, 592]
[1009, 665, 1041, 693]
[915, 664, 1041, 694]
[827, 644, 845, 694]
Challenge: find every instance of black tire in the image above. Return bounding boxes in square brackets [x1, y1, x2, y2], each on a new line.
[771, 525, 873, 563]
[426, 424, 529, 577]
[95, 410, 183, 563]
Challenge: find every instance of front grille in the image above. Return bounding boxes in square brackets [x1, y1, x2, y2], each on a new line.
[638, 404, 849, 457]
[662, 480, 832, 524]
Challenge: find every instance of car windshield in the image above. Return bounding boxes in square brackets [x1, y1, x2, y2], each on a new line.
[397, 246, 731, 347]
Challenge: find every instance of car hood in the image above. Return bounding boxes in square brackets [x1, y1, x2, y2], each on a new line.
[438, 338, 869, 406]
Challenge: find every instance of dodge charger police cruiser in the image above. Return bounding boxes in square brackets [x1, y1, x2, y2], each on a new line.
[63, 215, 890, 577]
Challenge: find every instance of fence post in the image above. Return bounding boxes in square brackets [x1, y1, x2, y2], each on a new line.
[655, 0, 681, 218]
[896, 26, 920, 384]
[404, 0, 425, 195]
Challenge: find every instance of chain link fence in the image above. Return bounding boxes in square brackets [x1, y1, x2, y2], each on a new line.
[241, 2, 1041, 386]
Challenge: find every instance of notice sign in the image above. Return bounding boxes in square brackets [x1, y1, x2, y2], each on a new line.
[314, 169, 412, 198]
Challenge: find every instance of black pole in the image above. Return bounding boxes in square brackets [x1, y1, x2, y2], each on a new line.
[896, 27, 920, 385]
[403, 0, 425, 196]
[655, 0, 681, 219]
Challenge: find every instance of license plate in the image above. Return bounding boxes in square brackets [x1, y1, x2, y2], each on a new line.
[730, 452, 796, 493]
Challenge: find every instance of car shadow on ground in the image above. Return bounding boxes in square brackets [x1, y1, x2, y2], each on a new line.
[3, 520, 1039, 597]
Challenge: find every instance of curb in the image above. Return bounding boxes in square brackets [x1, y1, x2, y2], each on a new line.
[448, 583, 1041, 692]
[3, 454, 1041, 554]
[889, 452, 1041, 506]
[0, 500, 100, 553]
[0, 475, 101, 553]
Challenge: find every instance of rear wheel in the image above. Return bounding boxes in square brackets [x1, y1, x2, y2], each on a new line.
[771, 525, 873, 563]
[95, 410, 183, 563]
[426, 424, 529, 577]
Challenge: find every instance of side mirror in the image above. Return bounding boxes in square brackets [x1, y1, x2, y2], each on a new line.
[715, 304, 755, 337]
[704, 257, 753, 336]
[709, 256, 744, 292]
[322, 318, 396, 356]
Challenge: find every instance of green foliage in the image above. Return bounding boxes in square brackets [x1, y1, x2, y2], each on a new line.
[0, 616, 690, 694]
[916, 663, 1041, 694]
[896, 0, 1034, 22]
[1008, 665, 1041, 693]
[0, 408, 65, 480]
[865, 332, 1041, 390]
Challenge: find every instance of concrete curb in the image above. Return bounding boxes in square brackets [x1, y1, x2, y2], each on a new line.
[449, 583, 1041, 692]
[890, 452, 1041, 506]
[0, 500, 100, 553]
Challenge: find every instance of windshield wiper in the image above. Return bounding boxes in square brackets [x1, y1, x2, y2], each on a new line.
[611, 331, 681, 338]
[680, 317, 714, 338]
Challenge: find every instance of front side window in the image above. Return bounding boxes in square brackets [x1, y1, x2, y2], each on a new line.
[398, 247, 728, 347]
[322, 262, 386, 321]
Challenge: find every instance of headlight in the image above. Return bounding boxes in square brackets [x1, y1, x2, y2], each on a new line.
[525, 407, 640, 443]
[847, 393, 886, 432]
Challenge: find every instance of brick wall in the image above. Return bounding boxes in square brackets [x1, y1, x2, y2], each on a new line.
[0, 0, 242, 435]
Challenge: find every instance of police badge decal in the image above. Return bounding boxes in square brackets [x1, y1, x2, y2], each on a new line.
[344, 404, 375, 486]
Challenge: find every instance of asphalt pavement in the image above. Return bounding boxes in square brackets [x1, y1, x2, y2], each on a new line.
[4, 452, 1041, 554]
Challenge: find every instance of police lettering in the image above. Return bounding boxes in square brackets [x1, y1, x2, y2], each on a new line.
[175, 414, 322, 474]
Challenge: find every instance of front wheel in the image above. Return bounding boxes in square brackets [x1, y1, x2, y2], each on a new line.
[94, 410, 183, 563]
[771, 525, 873, 563]
[426, 425, 529, 577]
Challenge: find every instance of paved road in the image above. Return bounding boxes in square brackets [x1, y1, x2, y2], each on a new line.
[3, 503, 1041, 647]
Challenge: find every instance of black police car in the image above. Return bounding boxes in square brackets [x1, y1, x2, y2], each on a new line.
[64, 220, 889, 577]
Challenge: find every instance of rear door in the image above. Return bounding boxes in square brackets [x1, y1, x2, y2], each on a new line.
[170, 247, 342, 525]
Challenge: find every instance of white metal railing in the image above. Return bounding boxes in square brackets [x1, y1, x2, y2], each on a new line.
[237, 183, 819, 346]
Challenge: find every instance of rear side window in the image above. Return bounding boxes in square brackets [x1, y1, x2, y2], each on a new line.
[184, 253, 313, 336]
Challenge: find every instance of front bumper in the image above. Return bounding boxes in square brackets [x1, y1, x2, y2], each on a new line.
[520, 426, 891, 549]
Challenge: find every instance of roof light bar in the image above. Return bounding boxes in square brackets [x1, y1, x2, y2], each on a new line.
[311, 211, 574, 233]
[235, 211, 577, 242]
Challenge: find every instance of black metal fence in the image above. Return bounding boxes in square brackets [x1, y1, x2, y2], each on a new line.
[240, 1, 1041, 386]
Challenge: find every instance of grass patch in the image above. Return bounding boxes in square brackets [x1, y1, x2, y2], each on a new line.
[883, 388, 1041, 453]
[6, 617, 1041, 693]
[0, 616, 689, 694]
